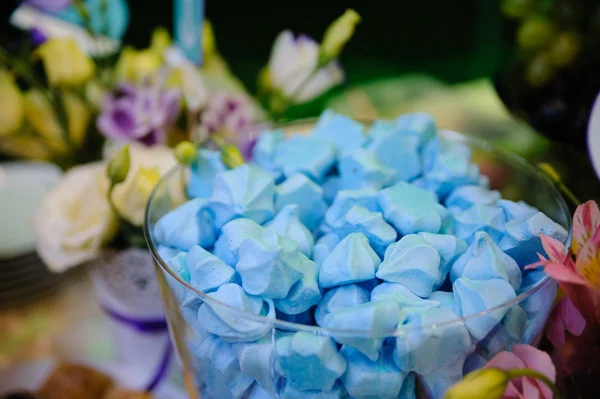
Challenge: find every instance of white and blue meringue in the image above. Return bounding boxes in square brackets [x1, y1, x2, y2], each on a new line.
[338, 149, 396, 190]
[187, 149, 227, 198]
[164, 251, 191, 302]
[319, 233, 381, 289]
[428, 291, 456, 311]
[419, 353, 469, 399]
[477, 306, 527, 359]
[274, 135, 336, 183]
[376, 235, 443, 298]
[398, 372, 417, 399]
[453, 204, 506, 244]
[498, 199, 538, 220]
[325, 187, 380, 227]
[281, 381, 347, 399]
[265, 204, 314, 257]
[209, 164, 276, 229]
[232, 337, 281, 396]
[322, 175, 341, 205]
[499, 211, 568, 268]
[323, 300, 402, 361]
[366, 124, 421, 183]
[450, 231, 522, 290]
[187, 245, 236, 293]
[340, 345, 408, 399]
[153, 198, 215, 250]
[453, 277, 517, 340]
[394, 306, 472, 375]
[274, 259, 321, 315]
[236, 233, 310, 299]
[314, 284, 370, 326]
[252, 129, 285, 180]
[395, 112, 437, 148]
[326, 205, 397, 257]
[217, 218, 268, 262]
[445, 185, 501, 212]
[275, 332, 347, 391]
[312, 233, 340, 269]
[313, 109, 366, 152]
[275, 173, 328, 231]
[377, 182, 446, 235]
[371, 282, 440, 309]
[418, 232, 468, 278]
[157, 244, 182, 265]
[197, 283, 275, 342]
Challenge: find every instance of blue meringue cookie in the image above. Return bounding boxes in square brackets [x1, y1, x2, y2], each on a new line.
[252, 129, 285, 179]
[418, 232, 468, 279]
[366, 126, 421, 183]
[236, 233, 309, 299]
[377, 182, 446, 235]
[340, 345, 407, 399]
[313, 109, 366, 152]
[312, 234, 340, 269]
[477, 306, 527, 359]
[281, 381, 347, 399]
[232, 338, 281, 396]
[275, 173, 327, 231]
[153, 198, 215, 250]
[453, 204, 506, 244]
[197, 283, 275, 342]
[217, 218, 268, 263]
[395, 112, 437, 148]
[422, 137, 472, 174]
[187, 245, 236, 293]
[187, 149, 227, 198]
[338, 149, 396, 190]
[164, 251, 191, 302]
[418, 353, 469, 399]
[498, 199, 538, 220]
[274, 135, 336, 183]
[324, 188, 380, 228]
[398, 372, 417, 399]
[428, 291, 456, 311]
[323, 300, 401, 361]
[499, 211, 568, 268]
[394, 306, 472, 374]
[376, 235, 443, 298]
[194, 334, 254, 399]
[319, 233, 381, 289]
[212, 234, 237, 267]
[371, 282, 440, 309]
[156, 245, 181, 264]
[327, 205, 397, 258]
[322, 175, 341, 205]
[248, 385, 276, 399]
[266, 204, 314, 257]
[315, 284, 370, 326]
[274, 259, 321, 315]
[275, 332, 347, 391]
[445, 185, 501, 212]
[209, 164, 276, 229]
[519, 277, 557, 343]
[453, 277, 517, 340]
[450, 232, 522, 290]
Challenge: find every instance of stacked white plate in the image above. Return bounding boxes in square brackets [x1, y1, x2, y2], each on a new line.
[0, 162, 63, 308]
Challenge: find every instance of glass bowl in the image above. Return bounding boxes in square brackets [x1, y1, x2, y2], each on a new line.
[144, 120, 571, 399]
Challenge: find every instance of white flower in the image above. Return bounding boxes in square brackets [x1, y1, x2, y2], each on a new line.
[34, 162, 119, 272]
[110, 144, 176, 227]
[267, 31, 344, 104]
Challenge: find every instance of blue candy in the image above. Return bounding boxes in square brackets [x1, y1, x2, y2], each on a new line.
[419, 353, 469, 399]
[322, 175, 341, 205]
[232, 337, 281, 396]
[377, 235, 443, 298]
[395, 112, 437, 148]
[187, 149, 227, 198]
[187, 245, 236, 293]
[450, 231, 522, 290]
[445, 185, 501, 212]
[275, 332, 347, 391]
[453, 277, 517, 341]
[315, 284, 370, 327]
[252, 129, 285, 180]
[324, 188, 380, 228]
[274, 259, 321, 315]
[453, 204, 506, 244]
[274, 135, 336, 183]
[398, 372, 417, 399]
[217, 218, 268, 264]
[209, 164, 276, 229]
[477, 306, 527, 359]
[371, 282, 440, 309]
[281, 381, 347, 399]
[377, 182, 446, 235]
[153, 198, 215, 250]
[157, 244, 182, 265]
[428, 291, 456, 311]
[340, 345, 407, 399]
[338, 149, 396, 190]
[418, 232, 468, 279]
[319, 233, 381, 289]
[313, 109, 366, 153]
[266, 204, 314, 257]
[275, 173, 327, 232]
[312, 233, 340, 269]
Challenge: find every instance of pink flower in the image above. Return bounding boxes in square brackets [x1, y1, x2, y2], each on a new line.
[486, 344, 556, 399]
[545, 297, 586, 348]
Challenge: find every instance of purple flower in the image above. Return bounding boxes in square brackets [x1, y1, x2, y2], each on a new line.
[24, 0, 72, 12]
[97, 82, 181, 146]
[30, 28, 47, 45]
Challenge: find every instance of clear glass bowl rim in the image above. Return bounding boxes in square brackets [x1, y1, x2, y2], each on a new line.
[144, 119, 572, 338]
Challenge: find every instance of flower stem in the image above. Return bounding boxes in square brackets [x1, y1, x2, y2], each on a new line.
[507, 368, 562, 399]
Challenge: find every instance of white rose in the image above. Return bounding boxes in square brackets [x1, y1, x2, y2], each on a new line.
[34, 162, 119, 272]
[110, 144, 176, 227]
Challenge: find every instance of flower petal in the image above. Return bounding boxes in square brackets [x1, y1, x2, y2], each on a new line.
[544, 262, 590, 286]
[572, 201, 600, 254]
[540, 234, 568, 264]
[575, 226, 600, 290]
[560, 297, 586, 336]
[546, 303, 567, 348]
[486, 351, 526, 371]
[511, 344, 556, 399]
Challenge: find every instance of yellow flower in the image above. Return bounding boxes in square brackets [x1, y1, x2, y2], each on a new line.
[106, 145, 131, 185]
[0, 70, 25, 136]
[116, 46, 163, 82]
[24, 90, 90, 153]
[444, 368, 509, 399]
[37, 38, 95, 87]
[0, 134, 53, 161]
[204, 21, 216, 60]
[33, 162, 119, 272]
[110, 144, 176, 226]
[320, 9, 361, 62]
[151, 27, 172, 56]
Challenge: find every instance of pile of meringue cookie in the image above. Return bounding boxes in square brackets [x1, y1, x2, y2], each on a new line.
[152, 110, 568, 399]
